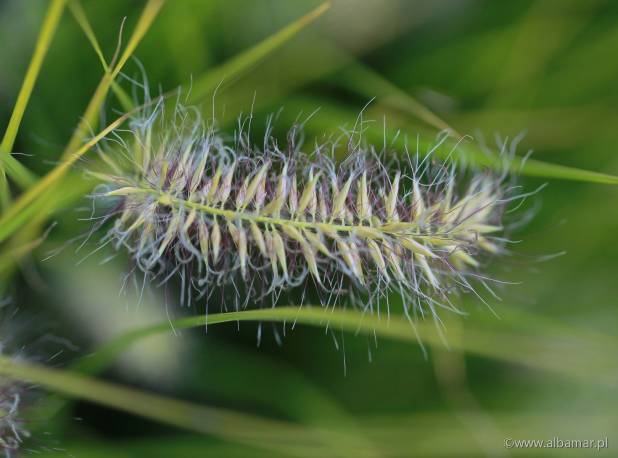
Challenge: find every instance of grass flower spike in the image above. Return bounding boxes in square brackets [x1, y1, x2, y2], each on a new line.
[0, 356, 29, 458]
[93, 99, 513, 318]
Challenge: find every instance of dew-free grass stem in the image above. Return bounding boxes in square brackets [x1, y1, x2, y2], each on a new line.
[0, 354, 358, 458]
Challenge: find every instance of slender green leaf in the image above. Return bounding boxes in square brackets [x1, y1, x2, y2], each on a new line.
[335, 61, 456, 134]
[0, 355, 352, 458]
[0, 155, 37, 188]
[281, 96, 618, 184]
[68, 0, 134, 111]
[189, 2, 331, 102]
[70, 306, 618, 386]
[0, 109, 132, 243]
[0, 0, 65, 196]
[0, 0, 66, 156]
[61, 0, 165, 160]
[0, 171, 93, 282]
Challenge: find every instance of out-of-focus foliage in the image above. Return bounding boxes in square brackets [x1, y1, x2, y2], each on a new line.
[1, 0, 617, 456]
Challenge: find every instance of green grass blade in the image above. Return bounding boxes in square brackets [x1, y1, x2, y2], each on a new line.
[0, 0, 65, 199]
[64, 306, 618, 388]
[0, 155, 37, 188]
[189, 2, 331, 102]
[0, 172, 93, 285]
[334, 61, 456, 134]
[0, 355, 346, 458]
[504, 155, 618, 183]
[0, 237, 43, 276]
[68, 0, 134, 111]
[0, 109, 132, 243]
[282, 96, 618, 184]
[0, 0, 66, 156]
[67, 0, 110, 71]
[61, 0, 165, 160]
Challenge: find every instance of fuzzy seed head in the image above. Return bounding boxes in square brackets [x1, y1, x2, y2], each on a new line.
[0, 364, 28, 457]
[93, 100, 516, 317]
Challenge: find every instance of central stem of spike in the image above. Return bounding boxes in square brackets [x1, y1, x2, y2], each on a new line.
[115, 186, 426, 238]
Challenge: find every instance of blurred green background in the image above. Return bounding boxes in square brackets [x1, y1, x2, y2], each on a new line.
[1, 0, 617, 456]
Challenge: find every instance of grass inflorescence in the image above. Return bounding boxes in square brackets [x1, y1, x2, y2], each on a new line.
[0, 318, 30, 458]
[0, 373, 27, 458]
[90, 97, 517, 320]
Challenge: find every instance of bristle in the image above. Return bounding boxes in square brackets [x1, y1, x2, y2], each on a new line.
[94, 100, 515, 317]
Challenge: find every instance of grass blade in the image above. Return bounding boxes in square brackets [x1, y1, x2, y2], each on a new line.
[0, 0, 66, 156]
[0, 155, 37, 189]
[282, 96, 618, 184]
[0, 109, 132, 243]
[68, 0, 134, 111]
[189, 2, 331, 102]
[0, 172, 93, 284]
[0, 0, 66, 197]
[334, 61, 456, 134]
[0, 355, 346, 458]
[70, 305, 618, 386]
[60, 0, 165, 160]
